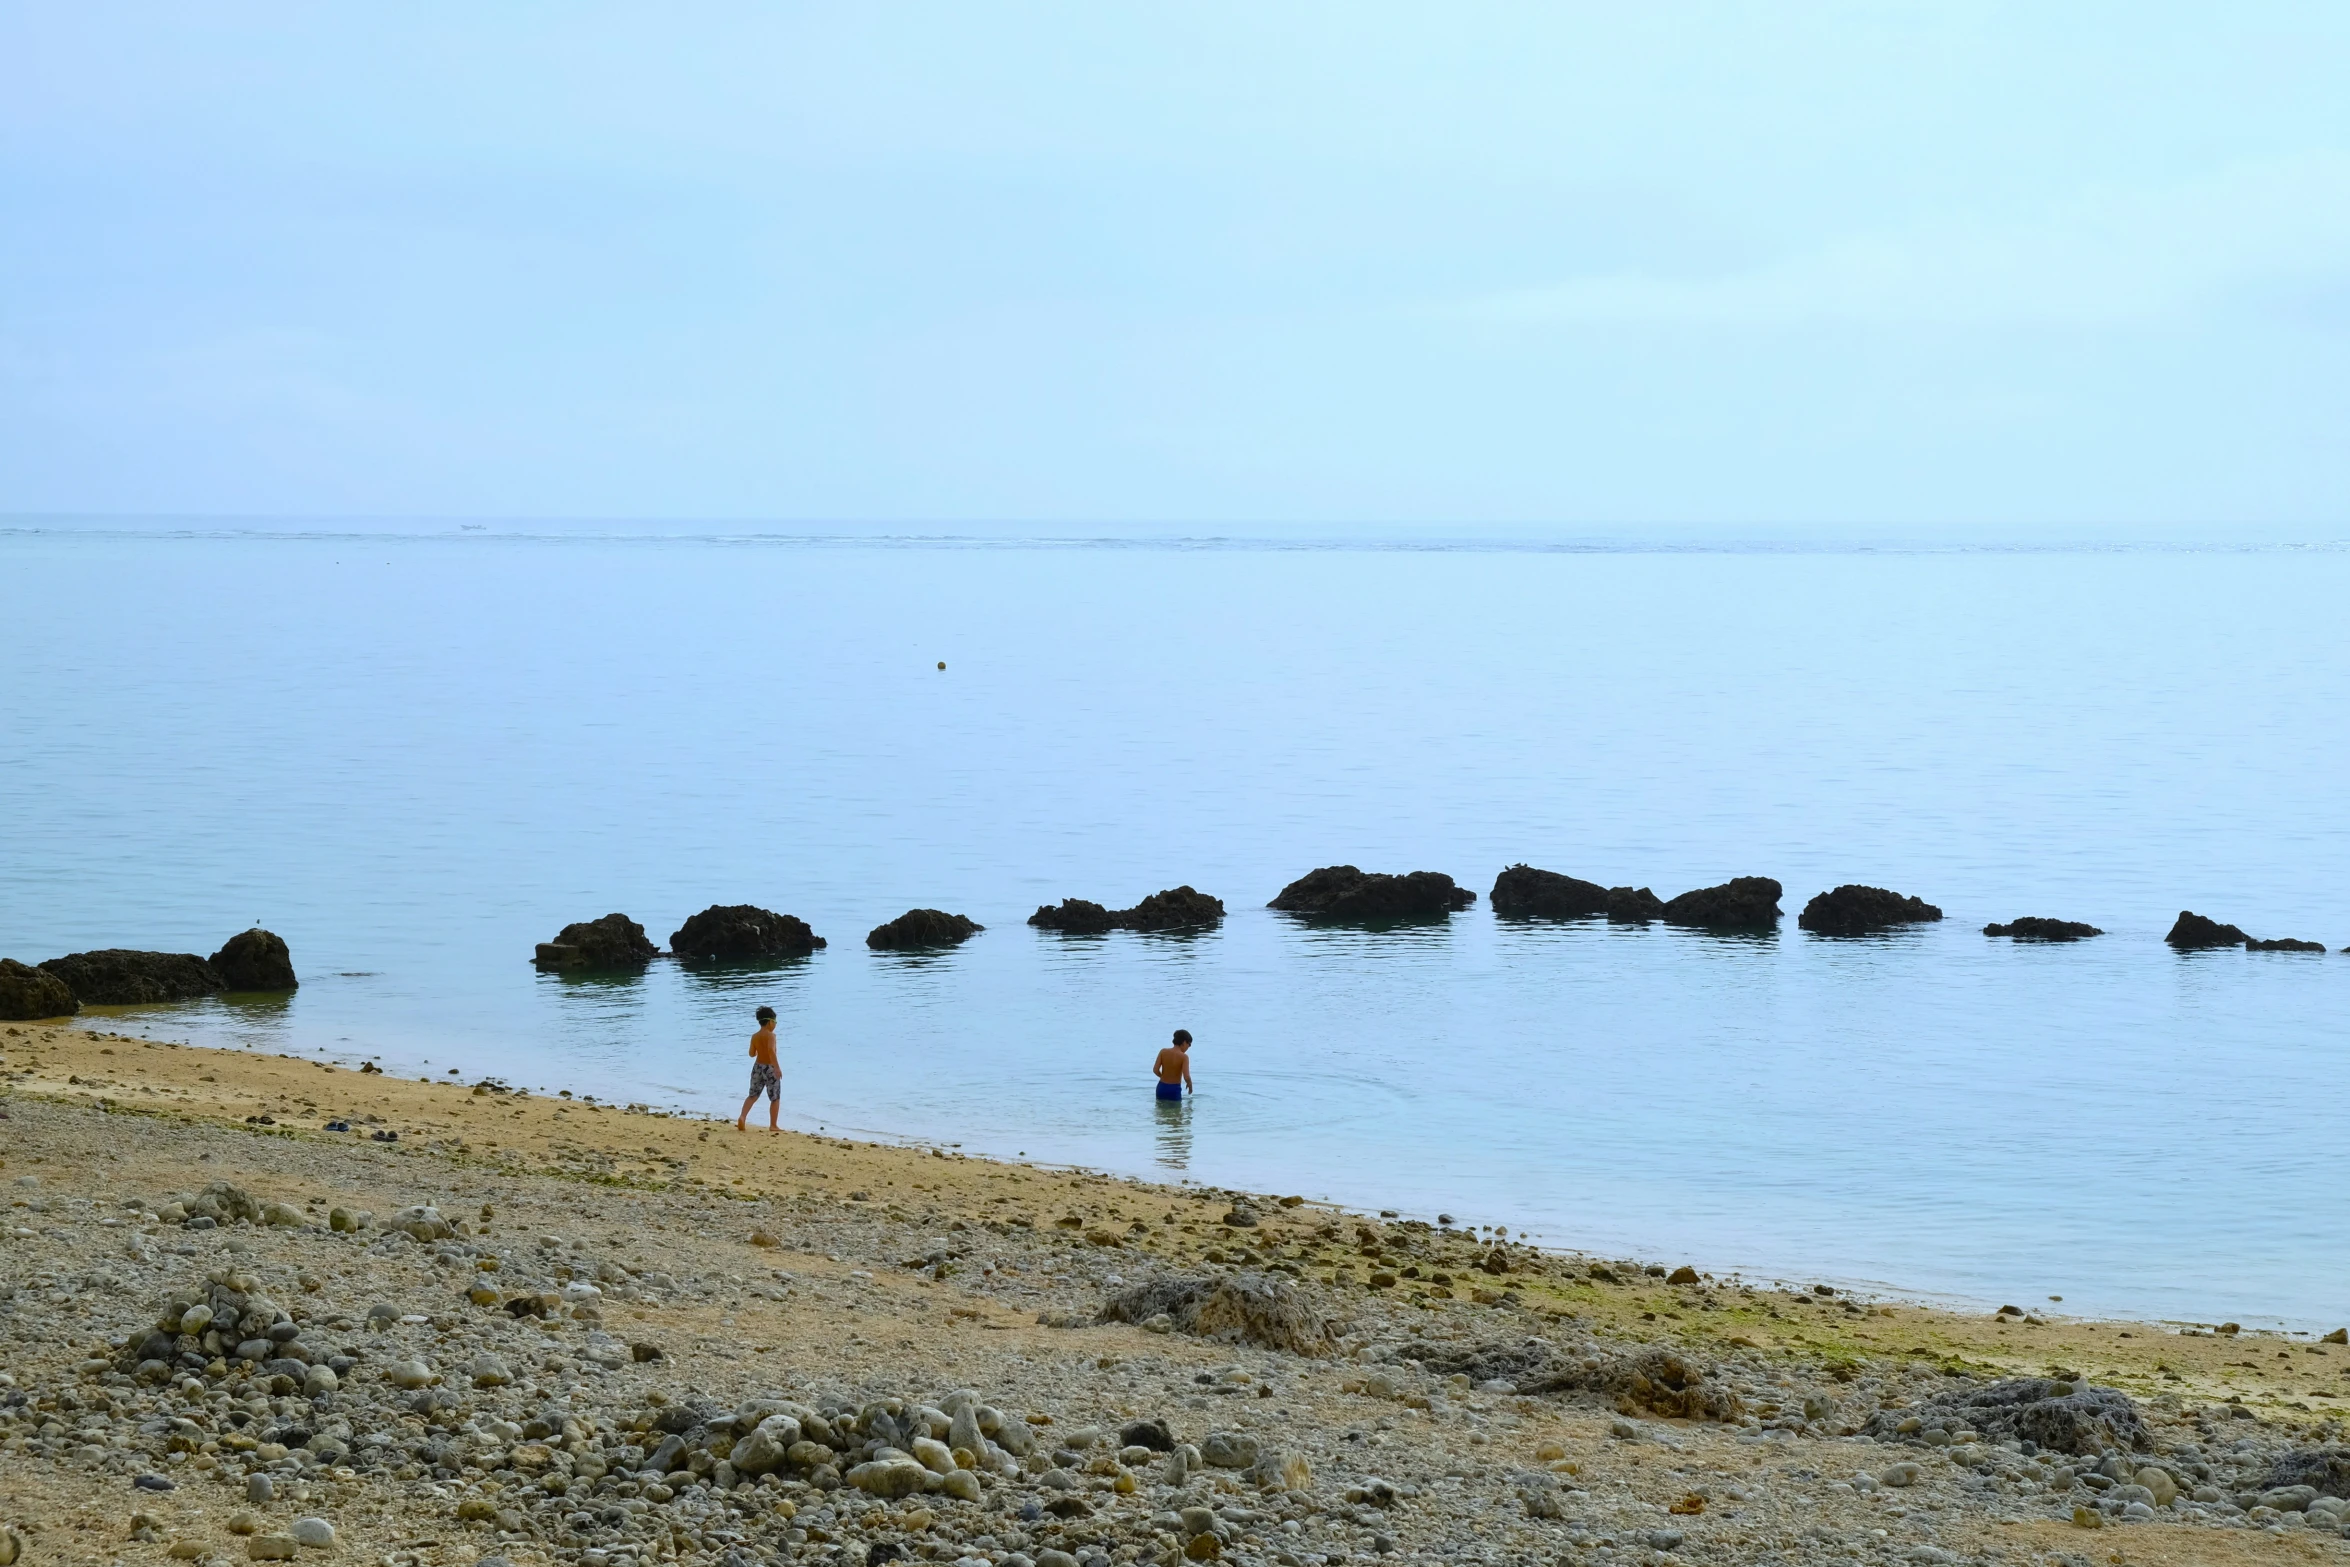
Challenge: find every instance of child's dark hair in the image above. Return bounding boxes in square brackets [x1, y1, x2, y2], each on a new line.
[756, 1006, 777, 1023]
[1172, 1028, 1191, 1045]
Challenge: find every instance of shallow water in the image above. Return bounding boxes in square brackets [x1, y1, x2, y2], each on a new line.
[4, 525, 2346, 1325]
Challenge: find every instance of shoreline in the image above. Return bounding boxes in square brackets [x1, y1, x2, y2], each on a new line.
[4, 1020, 2346, 1567]
[50, 1007, 2331, 1338]
[16, 1018, 2344, 1354]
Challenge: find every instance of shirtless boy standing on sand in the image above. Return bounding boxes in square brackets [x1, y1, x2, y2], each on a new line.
[1153, 1028, 1194, 1101]
[738, 1005, 781, 1133]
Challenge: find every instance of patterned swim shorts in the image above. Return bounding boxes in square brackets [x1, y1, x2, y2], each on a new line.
[748, 1060, 781, 1103]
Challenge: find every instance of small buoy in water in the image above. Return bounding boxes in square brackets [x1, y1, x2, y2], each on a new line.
[937, 661, 946, 670]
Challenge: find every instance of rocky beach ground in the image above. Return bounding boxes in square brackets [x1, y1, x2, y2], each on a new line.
[4, 1022, 2348, 1567]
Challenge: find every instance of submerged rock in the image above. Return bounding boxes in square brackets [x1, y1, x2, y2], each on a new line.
[0, 958, 79, 1020]
[1029, 898, 1117, 934]
[1120, 885, 1225, 931]
[38, 948, 224, 1004]
[1798, 884, 1943, 935]
[2165, 911, 2250, 949]
[1268, 866, 1475, 921]
[533, 913, 660, 970]
[1605, 886, 1665, 923]
[1490, 865, 1609, 919]
[1661, 877, 1784, 931]
[866, 909, 984, 950]
[1869, 1377, 2150, 1456]
[2247, 935, 2327, 953]
[209, 928, 299, 990]
[668, 904, 824, 962]
[1983, 917, 2102, 941]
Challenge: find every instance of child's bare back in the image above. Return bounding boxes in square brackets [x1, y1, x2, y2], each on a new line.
[1154, 1028, 1193, 1100]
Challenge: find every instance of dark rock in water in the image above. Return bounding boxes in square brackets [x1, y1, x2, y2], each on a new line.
[1983, 917, 2102, 941]
[866, 909, 984, 950]
[210, 928, 299, 990]
[532, 913, 660, 970]
[1661, 877, 1784, 931]
[668, 904, 824, 962]
[1490, 865, 1609, 919]
[0, 958, 79, 1020]
[1119, 885, 1225, 931]
[1797, 884, 1942, 936]
[1866, 1377, 2149, 1456]
[2165, 911, 2250, 949]
[1033, 886, 1223, 934]
[2269, 1448, 2350, 1499]
[1268, 866, 1475, 921]
[1029, 898, 1117, 934]
[38, 949, 224, 1005]
[1605, 886, 1665, 923]
[2247, 935, 2326, 952]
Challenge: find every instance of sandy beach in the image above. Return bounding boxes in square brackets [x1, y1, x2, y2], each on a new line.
[3, 1021, 2344, 1567]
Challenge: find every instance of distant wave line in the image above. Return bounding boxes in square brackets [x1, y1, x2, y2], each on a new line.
[4, 523, 2345, 558]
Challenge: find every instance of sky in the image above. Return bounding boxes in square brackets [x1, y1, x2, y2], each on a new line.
[2, 3, 2347, 531]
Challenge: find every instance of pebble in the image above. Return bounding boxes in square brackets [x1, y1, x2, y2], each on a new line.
[8, 1082, 2317, 1567]
[248, 1536, 298, 1560]
[1201, 1430, 1260, 1469]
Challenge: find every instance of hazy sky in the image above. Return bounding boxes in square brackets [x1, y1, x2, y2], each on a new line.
[4, 4, 2346, 529]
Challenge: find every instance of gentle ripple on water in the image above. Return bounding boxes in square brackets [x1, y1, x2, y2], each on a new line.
[2, 528, 2345, 1326]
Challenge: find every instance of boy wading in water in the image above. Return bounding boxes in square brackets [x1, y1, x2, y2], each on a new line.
[738, 1005, 782, 1133]
[1153, 1028, 1194, 1101]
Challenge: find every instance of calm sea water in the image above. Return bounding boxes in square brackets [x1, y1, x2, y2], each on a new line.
[4, 525, 2346, 1327]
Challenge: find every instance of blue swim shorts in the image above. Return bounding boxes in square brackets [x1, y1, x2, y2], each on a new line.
[1155, 1081, 1183, 1101]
